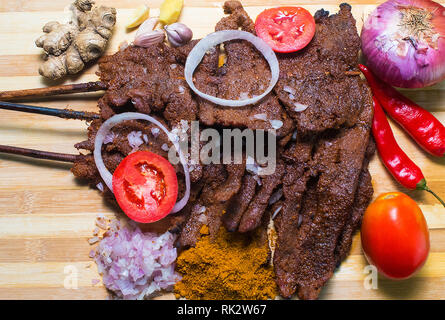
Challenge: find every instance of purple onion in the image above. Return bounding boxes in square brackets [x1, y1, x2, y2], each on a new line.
[94, 223, 181, 300]
[361, 0, 445, 88]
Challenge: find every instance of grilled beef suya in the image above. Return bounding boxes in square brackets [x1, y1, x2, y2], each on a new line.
[0, 1, 373, 299]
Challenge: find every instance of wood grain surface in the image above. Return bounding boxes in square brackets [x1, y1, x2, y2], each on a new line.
[0, 0, 444, 300]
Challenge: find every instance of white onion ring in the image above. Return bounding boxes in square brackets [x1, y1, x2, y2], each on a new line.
[185, 30, 279, 107]
[93, 112, 190, 214]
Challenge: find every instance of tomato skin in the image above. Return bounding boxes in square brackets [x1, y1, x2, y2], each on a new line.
[255, 7, 315, 53]
[361, 192, 430, 279]
[112, 151, 178, 224]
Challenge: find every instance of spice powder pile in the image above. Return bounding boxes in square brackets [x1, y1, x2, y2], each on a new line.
[174, 227, 277, 300]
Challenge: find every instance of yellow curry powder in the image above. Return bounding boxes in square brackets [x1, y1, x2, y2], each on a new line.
[174, 227, 277, 300]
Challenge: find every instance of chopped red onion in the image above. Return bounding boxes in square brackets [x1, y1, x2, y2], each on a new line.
[103, 131, 117, 145]
[93, 225, 181, 300]
[185, 30, 279, 107]
[293, 102, 309, 112]
[198, 213, 208, 224]
[283, 85, 296, 95]
[161, 143, 169, 151]
[269, 188, 283, 205]
[252, 175, 262, 186]
[252, 113, 268, 121]
[151, 128, 160, 137]
[95, 217, 108, 230]
[271, 205, 283, 220]
[239, 92, 250, 100]
[292, 130, 298, 141]
[96, 182, 104, 192]
[127, 131, 144, 150]
[297, 214, 303, 227]
[88, 236, 99, 245]
[269, 119, 283, 129]
[246, 156, 259, 175]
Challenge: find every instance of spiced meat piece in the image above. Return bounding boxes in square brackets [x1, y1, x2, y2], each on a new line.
[272, 142, 314, 298]
[193, 2, 294, 138]
[278, 94, 373, 300]
[97, 44, 198, 125]
[334, 167, 372, 264]
[276, 76, 370, 136]
[215, 0, 256, 33]
[275, 4, 365, 136]
[238, 162, 285, 232]
[178, 163, 245, 247]
[334, 138, 375, 264]
[222, 174, 257, 232]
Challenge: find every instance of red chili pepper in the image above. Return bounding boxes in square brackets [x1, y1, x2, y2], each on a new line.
[359, 64, 445, 157]
[372, 96, 445, 207]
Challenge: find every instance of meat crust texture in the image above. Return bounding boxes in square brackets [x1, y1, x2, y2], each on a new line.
[70, 1, 375, 299]
[210, 6, 375, 299]
[191, 2, 294, 138]
[97, 44, 198, 125]
[274, 3, 368, 136]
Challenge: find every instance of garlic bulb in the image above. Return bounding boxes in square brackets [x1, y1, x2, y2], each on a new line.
[164, 22, 193, 47]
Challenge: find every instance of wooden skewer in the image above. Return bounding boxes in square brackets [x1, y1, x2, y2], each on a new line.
[0, 70, 360, 101]
[0, 81, 108, 100]
[0, 145, 79, 163]
[0, 101, 100, 120]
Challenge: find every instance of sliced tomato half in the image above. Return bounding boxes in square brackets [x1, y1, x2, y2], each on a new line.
[255, 7, 316, 53]
[112, 151, 178, 223]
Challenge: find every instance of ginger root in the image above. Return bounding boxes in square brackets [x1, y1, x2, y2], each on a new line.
[35, 0, 116, 80]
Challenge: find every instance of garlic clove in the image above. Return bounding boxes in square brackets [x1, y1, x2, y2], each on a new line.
[134, 30, 165, 47]
[135, 17, 159, 38]
[164, 22, 193, 47]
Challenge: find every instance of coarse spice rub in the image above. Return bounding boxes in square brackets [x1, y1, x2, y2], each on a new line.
[174, 227, 277, 300]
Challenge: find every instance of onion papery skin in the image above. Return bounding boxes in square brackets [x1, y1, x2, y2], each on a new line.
[361, 0, 445, 88]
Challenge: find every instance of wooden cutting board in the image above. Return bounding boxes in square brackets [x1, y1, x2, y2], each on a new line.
[0, 0, 444, 300]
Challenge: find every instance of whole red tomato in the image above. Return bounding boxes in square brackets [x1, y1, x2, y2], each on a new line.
[361, 192, 430, 279]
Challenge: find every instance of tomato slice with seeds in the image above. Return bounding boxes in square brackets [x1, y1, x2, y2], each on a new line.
[112, 151, 178, 223]
[255, 7, 316, 53]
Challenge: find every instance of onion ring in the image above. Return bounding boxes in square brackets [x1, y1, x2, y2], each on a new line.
[184, 30, 279, 107]
[93, 112, 190, 214]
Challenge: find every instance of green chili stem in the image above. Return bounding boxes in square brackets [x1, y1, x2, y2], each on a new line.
[423, 186, 445, 208]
